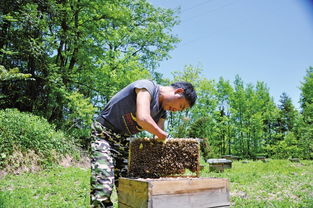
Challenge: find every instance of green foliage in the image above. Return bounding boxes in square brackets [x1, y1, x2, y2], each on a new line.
[277, 92, 297, 133]
[167, 66, 313, 160]
[228, 78, 275, 158]
[300, 67, 313, 118]
[297, 67, 313, 159]
[64, 90, 96, 147]
[1, 0, 312, 160]
[268, 132, 303, 159]
[0, 0, 179, 143]
[0, 65, 33, 81]
[0, 65, 34, 107]
[168, 66, 280, 159]
[189, 117, 216, 159]
[264, 93, 307, 159]
[0, 109, 78, 168]
[293, 115, 313, 159]
[168, 65, 206, 136]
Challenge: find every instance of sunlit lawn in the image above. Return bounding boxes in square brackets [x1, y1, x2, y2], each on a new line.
[201, 159, 313, 207]
[0, 160, 312, 207]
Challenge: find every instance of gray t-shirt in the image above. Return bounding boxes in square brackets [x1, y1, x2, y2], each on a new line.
[98, 80, 167, 136]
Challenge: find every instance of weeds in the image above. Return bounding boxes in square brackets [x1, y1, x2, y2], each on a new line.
[0, 109, 79, 171]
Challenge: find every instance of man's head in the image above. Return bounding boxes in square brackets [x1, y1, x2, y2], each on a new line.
[160, 81, 197, 112]
[171, 82, 197, 107]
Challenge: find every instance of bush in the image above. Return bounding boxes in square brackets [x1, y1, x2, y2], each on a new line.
[0, 108, 78, 169]
[268, 132, 305, 159]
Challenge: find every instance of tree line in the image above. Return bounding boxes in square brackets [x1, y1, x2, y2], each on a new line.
[167, 66, 313, 160]
[1, 0, 312, 159]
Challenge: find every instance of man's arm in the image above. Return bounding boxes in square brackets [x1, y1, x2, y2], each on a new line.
[135, 88, 168, 139]
[157, 118, 165, 130]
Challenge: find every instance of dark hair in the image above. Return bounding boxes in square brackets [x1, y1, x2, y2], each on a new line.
[171, 81, 197, 107]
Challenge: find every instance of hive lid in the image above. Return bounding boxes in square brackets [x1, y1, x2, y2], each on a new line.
[207, 159, 232, 164]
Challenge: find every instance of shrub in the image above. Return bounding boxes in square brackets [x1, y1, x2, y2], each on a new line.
[269, 132, 304, 159]
[0, 108, 78, 169]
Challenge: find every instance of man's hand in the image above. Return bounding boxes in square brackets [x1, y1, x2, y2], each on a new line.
[155, 133, 170, 143]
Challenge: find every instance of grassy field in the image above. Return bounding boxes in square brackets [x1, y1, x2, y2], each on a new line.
[0, 159, 312, 208]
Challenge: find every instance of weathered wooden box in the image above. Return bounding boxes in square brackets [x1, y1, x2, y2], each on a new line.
[207, 159, 232, 172]
[118, 177, 230, 208]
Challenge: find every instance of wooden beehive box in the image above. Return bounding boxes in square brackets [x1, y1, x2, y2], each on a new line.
[128, 138, 200, 178]
[118, 177, 230, 208]
[207, 159, 232, 172]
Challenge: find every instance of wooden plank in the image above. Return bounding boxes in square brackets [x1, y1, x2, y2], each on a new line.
[118, 202, 132, 208]
[151, 189, 230, 208]
[118, 191, 148, 208]
[118, 178, 149, 208]
[147, 178, 229, 195]
[118, 177, 230, 208]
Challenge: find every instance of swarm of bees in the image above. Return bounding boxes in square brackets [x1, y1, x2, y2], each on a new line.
[128, 138, 200, 178]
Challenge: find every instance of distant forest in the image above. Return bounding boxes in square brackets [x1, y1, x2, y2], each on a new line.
[1, 0, 312, 159]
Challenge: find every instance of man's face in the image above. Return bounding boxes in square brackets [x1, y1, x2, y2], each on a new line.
[162, 89, 190, 112]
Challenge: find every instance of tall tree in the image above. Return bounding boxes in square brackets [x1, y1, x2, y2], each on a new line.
[253, 81, 278, 156]
[215, 78, 233, 155]
[298, 67, 313, 159]
[0, 0, 180, 140]
[277, 93, 297, 135]
[300, 67, 313, 124]
[229, 75, 247, 156]
[229, 77, 277, 158]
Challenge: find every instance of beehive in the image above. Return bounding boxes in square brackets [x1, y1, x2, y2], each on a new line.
[118, 177, 230, 208]
[128, 138, 200, 178]
[207, 159, 232, 172]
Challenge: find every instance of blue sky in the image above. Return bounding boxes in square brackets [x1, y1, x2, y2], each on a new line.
[149, 0, 313, 109]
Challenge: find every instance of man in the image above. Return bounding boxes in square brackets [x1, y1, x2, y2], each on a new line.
[90, 79, 197, 207]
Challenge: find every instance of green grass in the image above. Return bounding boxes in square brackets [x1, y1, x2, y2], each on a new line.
[0, 167, 90, 208]
[201, 159, 313, 208]
[0, 160, 312, 207]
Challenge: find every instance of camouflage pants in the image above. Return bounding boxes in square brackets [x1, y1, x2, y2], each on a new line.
[90, 121, 129, 208]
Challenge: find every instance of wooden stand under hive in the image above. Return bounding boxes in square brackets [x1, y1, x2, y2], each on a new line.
[128, 138, 200, 178]
[119, 138, 230, 208]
